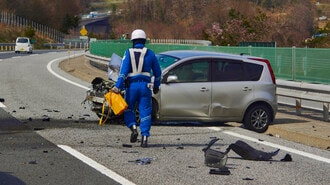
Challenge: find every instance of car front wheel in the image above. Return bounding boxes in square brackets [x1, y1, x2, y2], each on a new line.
[243, 105, 271, 133]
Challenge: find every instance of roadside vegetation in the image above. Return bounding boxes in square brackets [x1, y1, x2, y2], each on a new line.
[1, 0, 330, 47]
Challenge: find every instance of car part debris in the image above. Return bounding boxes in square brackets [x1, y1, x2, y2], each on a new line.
[202, 138, 230, 168]
[0, 98, 4, 102]
[28, 160, 37, 164]
[281, 154, 292, 161]
[135, 157, 153, 165]
[209, 167, 230, 175]
[33, 128, 44, 131]
[122, 144, 133, 148]
[227, 140, 280, 161]
[243, 177, 254, 181]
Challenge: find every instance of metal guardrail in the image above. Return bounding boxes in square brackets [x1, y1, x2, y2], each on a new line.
[277, 80, 330, 121]
[84, 52, 330, 122]
[0, 42, 89, 51]
[0, 43, 15, 51]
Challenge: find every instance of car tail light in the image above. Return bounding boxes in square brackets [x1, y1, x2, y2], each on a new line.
[248, 58, 276, 84]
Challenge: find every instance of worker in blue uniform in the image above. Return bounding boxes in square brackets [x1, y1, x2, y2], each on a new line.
[112, 29, 162, 147]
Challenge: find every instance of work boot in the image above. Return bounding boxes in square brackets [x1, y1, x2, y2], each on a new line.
[141, 136, 148, 148]
[130, 125, 138, 143]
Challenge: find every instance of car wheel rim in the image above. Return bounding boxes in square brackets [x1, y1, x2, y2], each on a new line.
[251, 109, 268, 129]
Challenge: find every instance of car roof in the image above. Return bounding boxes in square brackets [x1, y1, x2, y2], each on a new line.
[158, 50, 264, 60]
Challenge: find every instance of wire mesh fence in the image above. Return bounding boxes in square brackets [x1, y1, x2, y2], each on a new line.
[90, 40, 330, 85]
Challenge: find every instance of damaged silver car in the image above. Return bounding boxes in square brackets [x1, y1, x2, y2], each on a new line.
[85, 50, 277, 133]
[152, 50, 277, 133]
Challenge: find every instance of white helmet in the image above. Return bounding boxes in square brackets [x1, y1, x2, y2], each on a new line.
[131, 29, 146, 40]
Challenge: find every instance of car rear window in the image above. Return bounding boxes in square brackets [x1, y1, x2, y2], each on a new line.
[212, 59, 263, 82]
[244, 63, 263, 81]
[17, 38, 29, 43]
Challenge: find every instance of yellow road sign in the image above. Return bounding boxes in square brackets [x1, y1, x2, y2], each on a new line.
[80, 26, 88, 36]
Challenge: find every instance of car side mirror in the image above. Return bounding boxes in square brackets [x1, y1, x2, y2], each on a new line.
[166, 75, 178, 83]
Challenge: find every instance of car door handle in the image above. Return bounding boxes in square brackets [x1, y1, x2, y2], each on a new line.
[242, 87, 252, 91]
[200, 87, 209, 92]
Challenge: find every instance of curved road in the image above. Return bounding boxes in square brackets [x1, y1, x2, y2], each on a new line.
[0, 51, 329, 185]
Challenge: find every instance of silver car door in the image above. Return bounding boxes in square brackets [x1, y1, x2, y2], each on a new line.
[159, 60, 211, 119]
[210, 59, 254, 119]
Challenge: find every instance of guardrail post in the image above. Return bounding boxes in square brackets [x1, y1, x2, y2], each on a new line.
[323, 103, 329, 121]
[296, 98, 302, 115]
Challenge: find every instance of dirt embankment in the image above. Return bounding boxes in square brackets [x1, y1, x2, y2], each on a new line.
[59, 55, 108, 83]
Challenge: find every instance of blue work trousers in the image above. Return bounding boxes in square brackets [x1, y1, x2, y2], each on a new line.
[124, 81, 152, 137]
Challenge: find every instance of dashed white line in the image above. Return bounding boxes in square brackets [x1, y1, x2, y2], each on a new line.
[208, 128, 330, 164]
[58, 145, 136, 185]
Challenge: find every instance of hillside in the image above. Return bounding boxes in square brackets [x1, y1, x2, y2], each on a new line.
[2, 0, 330, 47]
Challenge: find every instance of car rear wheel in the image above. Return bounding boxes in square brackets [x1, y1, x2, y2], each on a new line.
[243, 105, 271, 133]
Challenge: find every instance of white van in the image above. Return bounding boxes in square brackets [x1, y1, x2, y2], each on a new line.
[15, 37, 33, 54]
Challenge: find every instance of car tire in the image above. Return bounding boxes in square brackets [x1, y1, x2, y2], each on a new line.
[243, 104, 271, 133]
[134, 103, 140, 125]
[151, 99, 158, 121]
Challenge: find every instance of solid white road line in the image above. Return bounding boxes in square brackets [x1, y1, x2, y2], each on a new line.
[58, 145, 136, 185]
[47, 56, 90, 90]
[208, 128, 330, 164]
[0, 102, 6, 108]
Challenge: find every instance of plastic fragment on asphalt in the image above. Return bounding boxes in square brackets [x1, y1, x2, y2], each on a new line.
[42, 117, 50, 122]
[33, 127, 44, 131]
[243, 177, 254, 180]
[122, 144, 133, 148]
[209, 167, 230, 175]
[135, 157, 153, 165]
[28, 160, 37, 164]
[281, 154, 293, 161]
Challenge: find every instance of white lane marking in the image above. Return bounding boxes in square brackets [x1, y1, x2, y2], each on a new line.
[58, 145, 136, 185]
[0, 102, 6, 108]
[47, 56, 90, 90]
[49, 56, 135, 184]
[208, 128, 330, 164]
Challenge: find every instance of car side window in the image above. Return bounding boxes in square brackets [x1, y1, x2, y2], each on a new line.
[213, 59, 244, 82]
[168, 60, 209, 83]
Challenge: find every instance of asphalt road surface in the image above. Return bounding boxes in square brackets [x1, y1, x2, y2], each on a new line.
[0, 51, 329, 185]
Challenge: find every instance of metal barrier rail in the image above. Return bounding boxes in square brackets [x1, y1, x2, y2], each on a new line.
[0, 42, 89, 51]
[84, 52, 330, 122]
[276, 80, 330, 121]
[0, 43, 15, 51]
